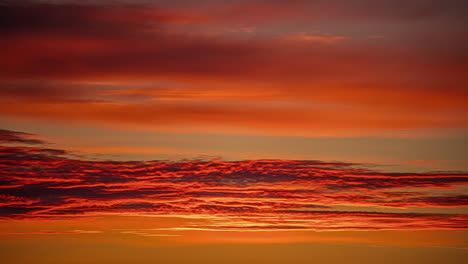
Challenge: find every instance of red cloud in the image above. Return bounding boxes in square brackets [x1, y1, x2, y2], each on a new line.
[0, 129, 467, 231]
[0, 2, 466, 136]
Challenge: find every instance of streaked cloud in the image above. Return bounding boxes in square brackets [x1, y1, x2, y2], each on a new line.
[0, 230, 102, 235]
[1, 129, 466, 231]
[0, 129, 45, 145]
[0, 1, 466, 137]
[283, 34, 348, 43]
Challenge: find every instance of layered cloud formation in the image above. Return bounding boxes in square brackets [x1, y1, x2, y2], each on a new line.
[1, 129, 466, 231]
[0, 0, 467, 136]
[0, 0, 467, 232]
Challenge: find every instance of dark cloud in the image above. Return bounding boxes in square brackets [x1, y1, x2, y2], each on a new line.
[0, 129, 45, 145]
[0, 1, 208, 36]
[0, 0, 465, 84]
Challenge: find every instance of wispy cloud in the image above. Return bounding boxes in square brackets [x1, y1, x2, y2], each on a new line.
[283, 34, 348, 43]
[0, 230, 102, 235]
[0, 129, 45, 145]
[0, 1, 466, 137]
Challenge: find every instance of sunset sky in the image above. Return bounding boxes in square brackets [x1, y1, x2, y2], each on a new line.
[0, 0, 467, 263]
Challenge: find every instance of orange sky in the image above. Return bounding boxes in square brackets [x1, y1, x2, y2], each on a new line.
[0, 0, 467, 263]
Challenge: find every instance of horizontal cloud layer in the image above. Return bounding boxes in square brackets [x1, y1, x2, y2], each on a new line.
[0, 1, 467, 136]
[0, 129, 466, 230]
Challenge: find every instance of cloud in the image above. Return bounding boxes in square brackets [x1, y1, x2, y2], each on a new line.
[283, 34, 348, 43]
[0, 1, 209, 36]
[205, 0, 468, 23]
[0, 1, 466, 137]
[0, 1, 466, 83]
[0, 99, 467, 138]
[0, 230, 101, 235]
[0, 129, 467, 230]
[0, 129, 45, 145]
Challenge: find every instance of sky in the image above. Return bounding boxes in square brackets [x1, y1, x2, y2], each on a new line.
[0, 0, 467, 263]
